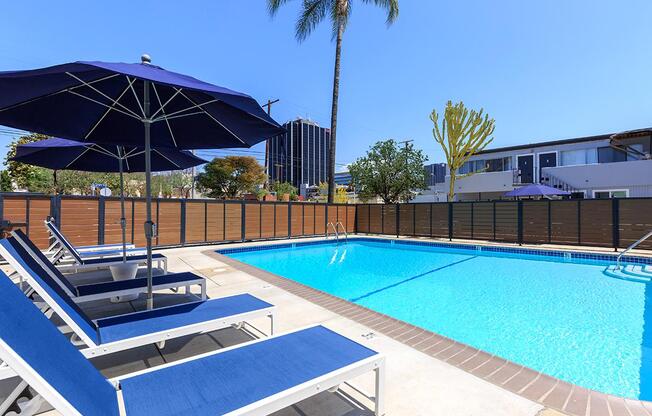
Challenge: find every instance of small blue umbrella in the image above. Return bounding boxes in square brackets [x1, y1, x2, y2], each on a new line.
[504, 183, 571, 198]
[11, 137, 208, 262]
[12, 137, 207, 172]
[0, 55, 283, 308]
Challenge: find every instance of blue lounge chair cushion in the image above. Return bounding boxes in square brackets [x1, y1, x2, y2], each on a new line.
[97, 294, 272, 344]
[0, 238, 99, 344]
[74, 272, 201, 297]
[120, 325, 378, 416]
[0, 271, 119, 416]
[81, 253, 165, 266]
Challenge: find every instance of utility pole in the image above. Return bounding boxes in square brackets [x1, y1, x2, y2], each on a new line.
[398, 139, 414, 162]
[263, 99, 280, 189]
[398, 139, 414, 203]
[274, 163, 284, 184]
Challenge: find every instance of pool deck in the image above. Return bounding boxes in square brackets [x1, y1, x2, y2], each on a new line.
[19, 235, 652, 415]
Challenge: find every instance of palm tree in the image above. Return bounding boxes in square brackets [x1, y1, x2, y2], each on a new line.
[268, 0, 399, 203]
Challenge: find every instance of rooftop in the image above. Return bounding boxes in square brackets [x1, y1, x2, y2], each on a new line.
[477, 127, 652, 155]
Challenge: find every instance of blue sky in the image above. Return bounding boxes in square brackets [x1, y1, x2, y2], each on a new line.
[1, 0, 652, 169]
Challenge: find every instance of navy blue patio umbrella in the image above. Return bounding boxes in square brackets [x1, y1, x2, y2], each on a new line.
[0, 55, 284, 308]
[503, 183, 571, 198]
[11, 137, 208, 262]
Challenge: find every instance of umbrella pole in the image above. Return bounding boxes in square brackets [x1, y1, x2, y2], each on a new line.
[119, 153, 127, 263]
[144, 80, 154, 310]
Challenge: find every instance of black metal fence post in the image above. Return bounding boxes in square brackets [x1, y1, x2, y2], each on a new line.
[547, 199, 552, 244]
[25, 196, 31, 237]
[155, 199, 160, 247]
[492, 201, 497, 241]
[395, 204, 400, 238]
[260, 203, 263, 239]
[241, 201, 246, 242]
[273, 203, 277, 238]
[412, 204, 416, 236]
[577, 200, 581, 245]
[180, 199, 186, 246]
[612, 198, 620, 251]
[448, 202, 453, 241]
[517, 200, 523, 246]
[471, 202, 475, 240]
[98, 197, 105, 245]
[204, 201, 208, 243]
[288, 201, 292, 238]
[222, 201, 226, 241]
[131, 199, 135, 244]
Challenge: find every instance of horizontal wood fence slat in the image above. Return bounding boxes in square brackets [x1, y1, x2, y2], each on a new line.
[355, 198, 652, 251]
[1, 193, 650, 251]
[0, 194, 356, 250]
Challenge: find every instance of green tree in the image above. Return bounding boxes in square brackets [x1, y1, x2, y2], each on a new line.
[197, 156, 266, 199]
[268, 0, 399, 203]
[349, 139, 427, 203]
[317, 182, 348, 203]
[272, 181, 299, 201]
[430, 101, 495, 201]
[4, 133, 51, 191]
[0, 171, 11, 192]
[168, 172, 193, 198]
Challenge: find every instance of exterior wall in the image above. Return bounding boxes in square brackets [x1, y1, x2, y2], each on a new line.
[542, 159, 652, 188]
[449, 170, 515, 194]
[449, 132, 652, 199]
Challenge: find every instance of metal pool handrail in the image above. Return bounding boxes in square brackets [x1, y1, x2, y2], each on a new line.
[326, 222, 339, 243]
[335, 222, 348, 243]
[616, 229, 652, 270]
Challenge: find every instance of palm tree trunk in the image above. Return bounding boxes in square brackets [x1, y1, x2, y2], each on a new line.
[327, 18, 344, 204]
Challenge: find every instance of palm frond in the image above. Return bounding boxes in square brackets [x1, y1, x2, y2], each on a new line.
[330, 0, 351, 39]
[360, 0, 399, 24]
[267, 0, 293, 16]
[296, 0, 331, 42]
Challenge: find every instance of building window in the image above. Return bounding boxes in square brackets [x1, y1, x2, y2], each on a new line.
[561, 149, 586, 166]
[485, 158, 503, 172]
[597, 146, 627, 163]
[593, 189, 629, 199]
[559, 149, 598, 166]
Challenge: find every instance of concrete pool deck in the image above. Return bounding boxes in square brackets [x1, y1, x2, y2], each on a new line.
[12, 235, 652, 415]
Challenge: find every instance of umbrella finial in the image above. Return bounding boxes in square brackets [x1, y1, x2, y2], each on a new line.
[141, 54, 152, 64]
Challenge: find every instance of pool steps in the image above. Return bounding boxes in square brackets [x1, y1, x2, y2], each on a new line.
[604, 265, 651, 283]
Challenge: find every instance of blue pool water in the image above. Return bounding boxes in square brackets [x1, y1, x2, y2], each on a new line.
[223, 239, 652, 400]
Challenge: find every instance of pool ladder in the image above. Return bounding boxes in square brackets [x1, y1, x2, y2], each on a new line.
[326, 222, 348, 244]
[616, 229, 652, 270]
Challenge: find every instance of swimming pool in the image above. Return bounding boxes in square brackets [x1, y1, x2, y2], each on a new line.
[221, 238, 652, 400]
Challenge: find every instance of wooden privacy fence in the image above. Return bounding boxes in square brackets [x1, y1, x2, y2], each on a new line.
[356, 198, 652, 250]
[2, 193, 651, 251]
[0, 194, 355, 250]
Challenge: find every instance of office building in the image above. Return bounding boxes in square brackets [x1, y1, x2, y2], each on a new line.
[267, 118, 331, 189]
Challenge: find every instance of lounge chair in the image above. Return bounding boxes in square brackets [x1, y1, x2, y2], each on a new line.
[44, 219, 142, 258]
[0, 237, 274, 358]
[3, 234, 206, 302]
[0, 273, 384, 416]
[30, 225, 168, 273]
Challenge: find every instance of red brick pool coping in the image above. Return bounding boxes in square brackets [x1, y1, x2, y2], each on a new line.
[205, 245, 652, 416]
